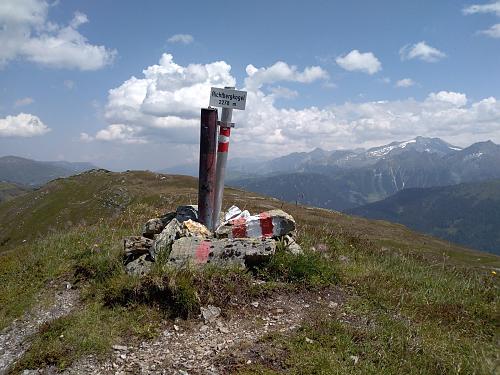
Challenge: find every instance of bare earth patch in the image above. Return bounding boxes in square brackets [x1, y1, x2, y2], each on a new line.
[0, 284, 79, 374]
[55, 288, 344, 375]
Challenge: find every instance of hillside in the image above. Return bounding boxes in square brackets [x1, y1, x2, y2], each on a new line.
[0, 182, 30, 203]
[0, 171, 498, 374]
[0, 156, 97, 186]
[347, 179, 500, 255]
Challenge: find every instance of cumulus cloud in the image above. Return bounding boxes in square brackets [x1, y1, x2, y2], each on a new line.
[335, 50, 381, 74]
[427, 91, 467, 107]
[88, 53, 500, 158]
[395, 78, 415, 88]
[95, 124, 147, 144]
[0, 113, 50, 137]
[0, 0, 116, 70]
[463, 1, 500, 16]
[14, 97, 34, 107]
[244, 61, 328, 90]
[167, 34, 194, 44]
[400, 41, 446, 62]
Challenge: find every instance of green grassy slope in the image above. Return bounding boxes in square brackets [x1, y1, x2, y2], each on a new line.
[0, 171, 498, 374]
[348, 179, 500, 255]
[0, 182, 30, 203]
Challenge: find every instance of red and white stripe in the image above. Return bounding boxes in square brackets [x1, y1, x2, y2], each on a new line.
[217, 127, 231, 153]
[228, 212, 282, 239]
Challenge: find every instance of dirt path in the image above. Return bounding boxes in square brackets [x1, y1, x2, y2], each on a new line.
[62, 288, 344, 375]
[0, 285, 79, 375]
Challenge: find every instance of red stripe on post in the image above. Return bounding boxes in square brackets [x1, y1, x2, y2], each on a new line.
[231, 217, 247, 238]
[259, 212, 274, 238]
[220, 127, 231, 137]
[218, 142, 229, 152]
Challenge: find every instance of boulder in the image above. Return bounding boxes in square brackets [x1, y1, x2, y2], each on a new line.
[176, 205, 198, 223]
[125, 254, 153, 276]
[142, 212, 176, 238]
[150, 218, 183, 261]
[123, 236, 154, 263]
[168, 237, 276, 267]
[216, 209, 296, 239]
[183, 219, 211, 237]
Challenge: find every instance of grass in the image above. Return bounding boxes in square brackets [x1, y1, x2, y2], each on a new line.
[0, 171, 498, 373]
[230, 228, 499, 375]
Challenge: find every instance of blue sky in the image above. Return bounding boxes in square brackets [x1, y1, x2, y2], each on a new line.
[1, 0, 499, 170]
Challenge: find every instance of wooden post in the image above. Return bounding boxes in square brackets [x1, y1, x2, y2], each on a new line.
[198, 108, 218, 228]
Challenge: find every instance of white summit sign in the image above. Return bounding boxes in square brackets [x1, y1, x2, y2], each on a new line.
[209, 87, 247, 110]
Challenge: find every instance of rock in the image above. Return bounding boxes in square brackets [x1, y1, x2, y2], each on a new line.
[142, 212, 177, 238]
[328, 301, 339, 309]
[151, 218, 183, 261]
[176, 205, 198, 223]
[201, 305, 221, 323]
[282, 234, 302, 254]
[199, 324, 209, 332]
[251, 301, 259, 308]
[216, 209, 295, 239]
[112, 345, 128, 351]
[183, 219, 211, 238]
[123, 236, 154, 263]
[168, 237, 276, 267]
[305, 337, 314, 344]
[125, 254, 153, 276]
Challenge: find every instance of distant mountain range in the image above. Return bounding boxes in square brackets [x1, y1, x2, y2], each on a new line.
[228, 137, 500, 210]
[347, 179, 500, 255]
[0, 156, 97, 186]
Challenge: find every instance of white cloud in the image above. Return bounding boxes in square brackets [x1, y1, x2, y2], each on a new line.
[464, 2, 500, 38]
[89, 53, 500, 158]
[14, 97, 35, 107]
[463, 1, 500, 16]
[479, 23, 500, 37]
[167, 33, 194, 44]
[395, 78, 415, 88]
[400, 41, 446, 63]
[0, 113, 50, 137]
[427, 91, 467, 107]
[95, 124, 147, 144]
[0, 0, 116, 70]
[335, 50, 382, 74]
[244, 61, 328, 90]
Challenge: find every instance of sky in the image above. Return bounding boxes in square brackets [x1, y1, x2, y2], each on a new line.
[1, 0, 500, 171]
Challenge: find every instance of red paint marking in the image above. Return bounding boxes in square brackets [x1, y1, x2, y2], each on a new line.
[195, 241, 211, 264]
[220, 127, 231, 137]
[259, 212, 274, 238]
[218, 142, 229, 152]
[231, 217, 247, 238]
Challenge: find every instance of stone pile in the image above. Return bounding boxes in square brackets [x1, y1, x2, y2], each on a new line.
[123, 205, 301, 276]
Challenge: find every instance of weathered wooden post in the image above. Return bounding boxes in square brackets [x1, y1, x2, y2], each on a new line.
[209, 86, 247, 230]
[198, 108, 218, 228]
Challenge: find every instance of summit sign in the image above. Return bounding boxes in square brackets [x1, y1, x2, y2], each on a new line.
[209, 87, 247, 110]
